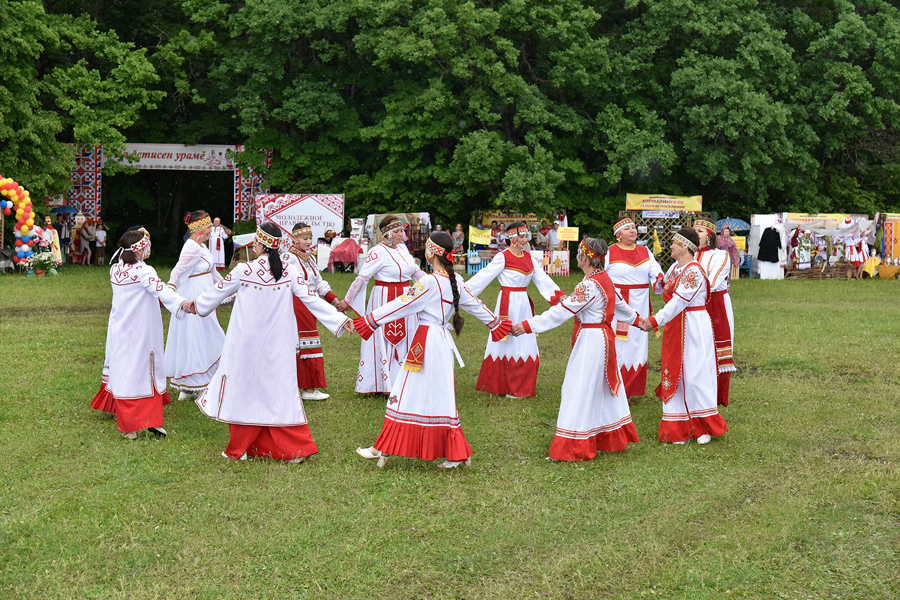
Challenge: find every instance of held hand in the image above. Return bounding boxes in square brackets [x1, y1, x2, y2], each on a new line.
[342, 319, 356, 335]
[509, 323, 526, 337]
[182, 300, 196, 315]
[333, 299, 350, 312]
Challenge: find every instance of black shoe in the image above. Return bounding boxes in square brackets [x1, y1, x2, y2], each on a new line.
[148, 427, 167, 438]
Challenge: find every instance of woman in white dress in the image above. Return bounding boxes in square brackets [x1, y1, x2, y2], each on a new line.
[604, 216, 664, 399]
[354, 232, 510, 469]
[193, 223, 355, 462]
[512, 238, 642, 461]
[465, 221, 564, 398]
[643, 229, 728, 444]
[693, 219, 735, 407]
[344, 215, 424, 395]
[288, 222, 349, 401]
[91, 228, 191, 439]
[164, 211, 226, 400]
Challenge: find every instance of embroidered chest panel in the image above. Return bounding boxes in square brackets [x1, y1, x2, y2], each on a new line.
[502, 250, 534, 275]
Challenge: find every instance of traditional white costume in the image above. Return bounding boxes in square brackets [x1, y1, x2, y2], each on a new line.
[346, 242, 424, 394]
[465, 249, 564, 397]
[164, 239, 225, 393]
[696, 246, 735, 407]
[649, 261, 728, 442]
[194, 253, 351, 461]
[522, 270, 641, 460]
[354, 272, 509, 461]
[91, 260, 187, 433]
[604, 244, 664, 397]
[208, 225, 230, 269]
[288, 249, 339, 389]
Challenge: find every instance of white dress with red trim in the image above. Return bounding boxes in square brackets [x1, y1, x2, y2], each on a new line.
[697, 247, 736, 407]
[287, 251, 338, 389]
[164, 239, 225, 393]
[354, 272, 509, 462]
[523, 270, 641, 460]
[193, 254, 351, 461]
[345, 243, 424, 394]
[465, 249, 564, 397]
[92, 261, 187, 433]
[649, 262, 728, 443]
[207, 225, 229, 269]
[604, 244, 664, 397]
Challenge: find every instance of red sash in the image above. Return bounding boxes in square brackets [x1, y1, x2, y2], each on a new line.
[612, 283, 652, 340]
[216, 238, 221, 251]
[376, 280, 410, 346]
[707, 290, 733, 371]
[656, 263, 709, 403]
[404, 325, 428, 372]
[570, 271, 621, 396]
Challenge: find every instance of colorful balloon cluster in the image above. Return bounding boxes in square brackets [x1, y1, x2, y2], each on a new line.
[0, 176, 36, 263]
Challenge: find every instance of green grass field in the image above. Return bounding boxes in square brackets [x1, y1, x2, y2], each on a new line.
[0, 266, 897, 599]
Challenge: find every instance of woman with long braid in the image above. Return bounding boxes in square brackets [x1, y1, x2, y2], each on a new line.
[193, 223, 355, 463]
[353, 232, 510, 469]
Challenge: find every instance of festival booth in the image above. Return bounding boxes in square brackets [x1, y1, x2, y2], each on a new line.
[254, 193, 346, 271]
[619, 194, 710, 270]
[880, 213, 900, 279]
[363, 213, 432, 267]
[466, 211, 571, 275]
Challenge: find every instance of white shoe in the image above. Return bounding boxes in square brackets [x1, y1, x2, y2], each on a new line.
[177, 391, 197, 401]
[301, 389, 330, 401]
[122, 431, 138, 440]
[356, 446, 383, 460]
[437, 457, 472, 469]
[288, 456, 306, 464]
[673, 439, 691, 445]
[222, 451, 248, 461]
[697, 434, 712, 445]
[505, 394, 520, 399]
[148, 427, 167, 438]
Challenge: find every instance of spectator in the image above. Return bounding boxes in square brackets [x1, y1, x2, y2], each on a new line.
[95, 219, 109, 266]
[548, 221, 560, 251]
[56, 214, 71, 263]
[452, 223, 465, 255]
[718, 226, 741, 279]
[81, 219, 96, 267]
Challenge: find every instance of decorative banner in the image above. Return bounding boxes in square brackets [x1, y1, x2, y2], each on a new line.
[557, 226, 579, 242]
[106, 143, 239, 171]
[481, 212, 544, 227]
[255, 194, 344, 248]
[468, 226, 492, 245]
[642, 210, 682, 219]
[68, 144, 103, 217]
[233, 146, 272, 221]
[626, 194, 702, 212]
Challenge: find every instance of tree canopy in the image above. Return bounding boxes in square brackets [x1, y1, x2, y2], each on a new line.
[3, 0, 900, 246]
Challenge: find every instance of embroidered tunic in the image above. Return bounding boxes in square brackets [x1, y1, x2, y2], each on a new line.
[355, 273, 509, 461]
[648, 262, 728, 443]
[288, 251, 338, 389]
[91, 260, 187, 434]
[465, 249, 563, 397]
[522, 271, 641, 460]
[193, 254, 351, 460]
[345, 243, 424, 393]
[604, 244, 664, 397]
[164, 239, 225, 392]
[208, 225, 230, 269]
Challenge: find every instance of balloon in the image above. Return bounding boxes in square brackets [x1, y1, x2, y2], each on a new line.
[26, 218, 34, 226]
[2, 209, 10, 216]
[29, 212, 35, 219]
[22, 235, 30, 243]
[20, 225, 29, 234]
[27, 240, 34, 246]
[25, 250, 33, 258]
[15, 240, 23, 246]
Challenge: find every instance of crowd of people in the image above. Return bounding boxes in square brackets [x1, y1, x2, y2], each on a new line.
[91, 213, 733, 467]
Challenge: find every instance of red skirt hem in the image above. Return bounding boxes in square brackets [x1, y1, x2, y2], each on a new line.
[115, 388, 171, 433]
[90, 381, 115, 413]
[549, 421, 639, 461]
[476, 356, 538, 397]
[225, 424, 318, 461]
[374, 416, 472, 461]
[658, 413, 729, 442]
[296, 355, 327, 389]
[620, 364, 648, 398]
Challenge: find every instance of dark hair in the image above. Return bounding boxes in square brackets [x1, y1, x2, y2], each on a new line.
[680, 228, 701, 255]
[580, 237, 609, 269]
[430, 232, 464, 337]
[259, 222, 284, 280]
[692, 226, 716, 249]
[379, 215, 400, 233]
[118, 229, 146, 264]
[184, 210, 209, 225]
[292, 222, 311, 233]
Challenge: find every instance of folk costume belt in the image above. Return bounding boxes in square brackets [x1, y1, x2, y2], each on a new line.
[613, 283, 653, 341]
[189, 270, 212, 278]
[375, 280, 411, 346]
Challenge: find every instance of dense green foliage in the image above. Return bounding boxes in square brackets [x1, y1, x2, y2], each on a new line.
[3, 0, 900, 245]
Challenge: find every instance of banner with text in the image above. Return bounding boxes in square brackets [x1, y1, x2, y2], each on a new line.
[481, 212, 544, 227]
[557, 226, 579, 242]
[105, 143, 239, 171]
[255, 194, 344, 249]
[627, 194, 702, 212]
[468, 226, 492, 245]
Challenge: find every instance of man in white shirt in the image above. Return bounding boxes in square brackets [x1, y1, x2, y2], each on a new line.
[547, 221, 560, 251]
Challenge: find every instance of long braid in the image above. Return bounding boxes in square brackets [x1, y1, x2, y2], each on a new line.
[436, 253, 464, 337]
[267, 247, 284, 281]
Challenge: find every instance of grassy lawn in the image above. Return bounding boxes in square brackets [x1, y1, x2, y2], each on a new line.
[0, 266, 897, 599]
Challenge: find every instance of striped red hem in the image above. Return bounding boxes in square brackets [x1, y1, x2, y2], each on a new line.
[90, 381, 115, 413]
[476, 356, 539, 397]
[374, 416, 472, 461]
[658, 413, 728, 443]
[549, 421, 639, 461]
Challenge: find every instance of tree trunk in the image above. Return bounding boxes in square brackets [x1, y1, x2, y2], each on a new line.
[166, 173, 186, 256]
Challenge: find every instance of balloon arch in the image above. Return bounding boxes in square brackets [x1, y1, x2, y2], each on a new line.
[0, 175, 36, 264]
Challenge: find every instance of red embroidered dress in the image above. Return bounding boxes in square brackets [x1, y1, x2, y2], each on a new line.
[465, 249, 564, 397]
[287, 251, 339, 389]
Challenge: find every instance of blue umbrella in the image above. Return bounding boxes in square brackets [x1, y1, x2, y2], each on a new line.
[716, 217, 750, 233]
[50, 206, 79, 214]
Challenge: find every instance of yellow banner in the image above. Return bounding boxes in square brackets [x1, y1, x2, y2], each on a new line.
[734, 236, 746, 251]
[481, 212, 543, 227]
[786, 213, 850, 222]
[882, 213, 900, 220]
[558, 226, 579, 242]
[626, 194, 702, 212]
[468, 226, 491, 245]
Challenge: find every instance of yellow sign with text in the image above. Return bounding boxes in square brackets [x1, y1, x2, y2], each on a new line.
[626, 194, 703, 212]
[468, 226, 492, 245]
[734, 236, 746, 251]
[558, 226, 579, 242]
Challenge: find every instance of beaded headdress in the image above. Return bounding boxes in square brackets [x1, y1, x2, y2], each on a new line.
[255, 227, 280, 249]
[506, 225, 528, 237]
[673, 232, 698, 253]
[381, 220, 403, 237]
[292, 226, 313, 239]
[578, 238, 601, 260]
[425, 237, 454, 264]
[187, 215, 212, 233]
[129, 228, 151, 254]
[613, 217, 635, 237]
[693, 219, 716, 233]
